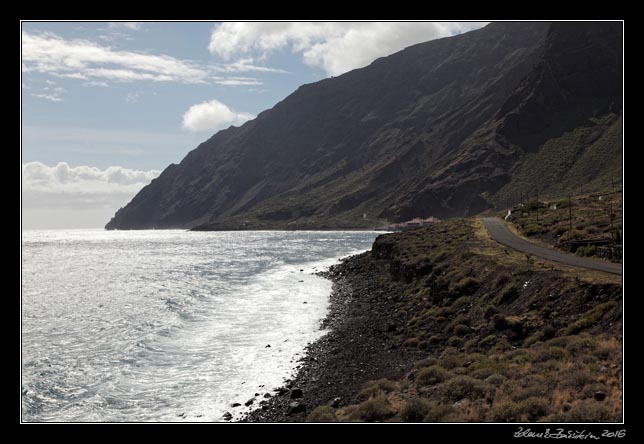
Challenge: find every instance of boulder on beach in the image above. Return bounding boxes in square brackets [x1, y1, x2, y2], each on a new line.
[287, 402, 306, 415]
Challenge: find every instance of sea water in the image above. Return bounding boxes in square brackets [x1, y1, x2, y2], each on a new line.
[21, 229, 379, 422]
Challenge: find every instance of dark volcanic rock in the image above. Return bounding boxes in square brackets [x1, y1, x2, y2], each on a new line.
[289, 388, 303, 399]
[243, 251, 421, 422]
[287, 402, 306, 415]
[105, 22, 621, 231]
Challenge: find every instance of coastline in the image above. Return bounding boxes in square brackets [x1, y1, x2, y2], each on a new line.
[242, 249, 421, 422]
[243, 218, 622, 423]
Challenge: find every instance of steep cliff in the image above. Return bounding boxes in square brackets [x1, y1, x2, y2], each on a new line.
[106, 21, 622, 230]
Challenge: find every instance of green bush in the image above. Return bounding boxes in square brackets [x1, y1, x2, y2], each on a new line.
[358, 378, 398, 400]
[441, 354, 468, 369]
[399, 398, 433, 422]
[575, 245, 597, 257]
[561, 368, 596, 391]
[564, 302, 614, 335]
[523, 223, 543, 235]
[356, 395, 393, 422]
[498, 284, 520, 304]
[437, 375, 491, 402]
[306, 406, 337, 422]
[552, 399, 614, 422]
[464, 338, 479, 353]
[535, 346, 568, 362]
[566, 334, 597, 355]
[523, 331, 544, 346]
[451, 296, 471, 310]
[416, 365, 452, 386]
[485, 373, 507, 387]
[511, 385, 548, 402]
[491, 400, 520, 422]
[423, 403, 458, 422]
[454, 324, 472, 336]
[414, 357, 439, 368]
[469, 367, 495, 380]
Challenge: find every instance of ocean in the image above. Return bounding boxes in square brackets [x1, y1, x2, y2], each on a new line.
[21, 229, 379, 422]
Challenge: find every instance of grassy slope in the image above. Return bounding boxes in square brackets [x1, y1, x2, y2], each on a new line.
[493, 113, 622, 208]
[501, 189, 622, 261]
[306, 218, 622, 422]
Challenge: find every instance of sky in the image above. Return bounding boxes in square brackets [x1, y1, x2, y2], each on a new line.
[21, 21, 487, 229]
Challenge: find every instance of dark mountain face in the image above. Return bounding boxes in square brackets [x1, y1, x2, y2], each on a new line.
[105, 21, 622, 231]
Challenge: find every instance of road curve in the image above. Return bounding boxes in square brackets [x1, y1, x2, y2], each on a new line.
[483, 217, 622, 276]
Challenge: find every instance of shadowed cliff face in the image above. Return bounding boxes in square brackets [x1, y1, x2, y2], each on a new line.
[105, 21, 622, 231]
[496, 21, 622, 152]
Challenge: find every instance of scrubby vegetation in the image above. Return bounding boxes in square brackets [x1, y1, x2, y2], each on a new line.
[505, 190, 622, 262]
[312, 217, 622, 422]
[306, 405, 338, 422]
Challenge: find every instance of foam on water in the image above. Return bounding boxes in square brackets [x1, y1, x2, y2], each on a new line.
[21, 229, 378, 422]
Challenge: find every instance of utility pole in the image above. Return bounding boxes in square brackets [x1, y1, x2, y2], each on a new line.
[568, 195, 573, 231]
[609, 202, 615, 242]
[536, 189, 540, 222]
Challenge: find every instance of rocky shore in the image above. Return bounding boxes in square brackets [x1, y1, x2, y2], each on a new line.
[242, 219, 622, 422]
[243, 250, 422, 422]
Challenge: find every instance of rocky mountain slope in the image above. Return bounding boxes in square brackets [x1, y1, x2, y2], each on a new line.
[106, 21, 622, 230]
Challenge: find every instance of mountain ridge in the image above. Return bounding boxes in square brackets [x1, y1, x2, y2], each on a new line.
[105, 21, 622, 231]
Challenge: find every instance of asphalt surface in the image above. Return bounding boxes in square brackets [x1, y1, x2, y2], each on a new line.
[483, 217, 622, 276]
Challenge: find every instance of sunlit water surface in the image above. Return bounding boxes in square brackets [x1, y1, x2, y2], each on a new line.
[21, 229, 379, 422]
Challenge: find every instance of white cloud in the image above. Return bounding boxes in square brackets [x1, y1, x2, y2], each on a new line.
[21, 30, 289, 88]
[107, 22, 143, 31]
[30, 93, 63, 102]
[209, 22, 488, 76]
[213, 76, 262, 86]
[211, 58, 289, 74]
[83, 80, 109, 87]
[182, 99, 255, 132]
[22, 30, 209, 85]
[22, 162, 160, 228]
[29, 82, 66, 101]
[22, 161, 160, 228]
[23, 161, 160, 195]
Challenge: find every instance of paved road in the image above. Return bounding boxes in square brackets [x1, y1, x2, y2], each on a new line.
[483, 217, 622, 276]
